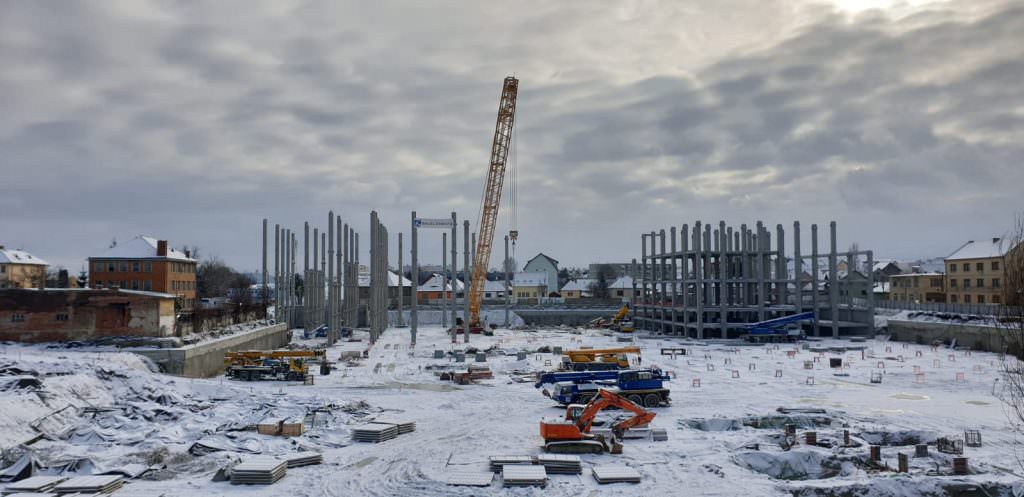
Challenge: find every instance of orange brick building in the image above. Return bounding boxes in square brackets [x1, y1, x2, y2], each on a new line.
[88, 236, 198, 311]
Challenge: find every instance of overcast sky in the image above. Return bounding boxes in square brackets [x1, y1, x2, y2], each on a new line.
[2, 0, 1022, 273]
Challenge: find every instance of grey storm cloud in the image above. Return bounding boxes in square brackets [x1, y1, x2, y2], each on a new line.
[1, 0, 1022, 272]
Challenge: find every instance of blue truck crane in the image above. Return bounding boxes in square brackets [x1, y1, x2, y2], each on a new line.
[536, 369, 672, 408]
[742, 311, 815, 342]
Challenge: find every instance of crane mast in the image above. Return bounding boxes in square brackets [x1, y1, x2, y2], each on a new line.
[468, 76, 519, 329]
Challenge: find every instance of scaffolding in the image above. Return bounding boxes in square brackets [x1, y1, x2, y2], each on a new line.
[634, 220, 875, 338]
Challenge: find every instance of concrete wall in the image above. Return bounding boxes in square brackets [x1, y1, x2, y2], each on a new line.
[131, 323, 290, 378]
[887, 320, 1010, 354]
[515, 308, 620, 327]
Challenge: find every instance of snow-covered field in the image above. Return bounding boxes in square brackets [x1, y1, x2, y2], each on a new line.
[1, 326, 1022, 496]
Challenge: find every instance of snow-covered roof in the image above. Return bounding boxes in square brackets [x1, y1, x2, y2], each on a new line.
[609, 275, 633, 289]
[417, 273, 465, 292]
[560, 279, 595, 292]
[358, 270, 413, 287]
[0, 247, 48, 266]
[946, 238, 1018, 261]
[513, 272, 548, 287]
[890, 272, 944, 278]
[524, 253, 559, 269]
[483, 279, 508, 292]
[873, 282, 890, 293]
[93, 236, 196, 262]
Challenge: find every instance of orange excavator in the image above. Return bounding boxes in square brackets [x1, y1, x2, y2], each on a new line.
[539, 389, 656, 454]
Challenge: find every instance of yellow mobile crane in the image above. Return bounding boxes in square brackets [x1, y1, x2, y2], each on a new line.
[467, 77, 519, 332]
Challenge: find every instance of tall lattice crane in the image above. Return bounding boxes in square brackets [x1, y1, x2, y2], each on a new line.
[468, 76, 519, 330]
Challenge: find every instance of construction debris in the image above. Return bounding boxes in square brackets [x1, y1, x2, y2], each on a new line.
[592, 465, 642, 484]
[489, 455, 533, 472]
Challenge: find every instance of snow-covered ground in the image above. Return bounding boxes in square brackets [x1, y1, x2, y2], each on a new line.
[1, 326, 1022, 496]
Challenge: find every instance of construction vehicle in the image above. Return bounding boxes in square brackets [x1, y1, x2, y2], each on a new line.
[560, 346, 641, 371]
[588, 304, 635, 332]
[224, 350, 326, 381]
[535, 368, 672, 408]
[465, 77, 519, 333]
[742, 312, 815, 343]
[540, 388, 656, 454]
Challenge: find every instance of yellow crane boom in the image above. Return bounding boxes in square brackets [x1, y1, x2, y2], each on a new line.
[468, 77, 519, 329]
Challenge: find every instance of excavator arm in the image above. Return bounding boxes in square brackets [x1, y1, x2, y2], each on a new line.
[610, 304, 630, 324]
[574, 389, 656, 434]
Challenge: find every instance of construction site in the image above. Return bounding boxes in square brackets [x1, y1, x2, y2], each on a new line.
[2, 74, 1022, 497]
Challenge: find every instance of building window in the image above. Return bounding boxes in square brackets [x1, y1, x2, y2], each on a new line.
[108, 262, 116, 272]
[132, 280, 140, 290]
[963, 263, 970, 272]
[144, 261, 152, 272]
[950, 279, 957, 287]
[55, 313, 68, 322]
[950, 295, 958, 303]
[11, 314, 25, 323]
[119, 262, 127, 272]
[978, 295, 986, 304]
[132, 261, 140, 272]
[0, 265, 5, 274]
[144, 280, 152, 291]
[977, 278, 984, 288]
[963, 279, 970, 288]
[994, 295, 1002, 304]
[964, 295, 971, 303]
[993, 278, 1001, 288]
[930, 278, 942, 287]
[94, 262, 103, 272]
[976, 262, 983, 271]
[992, 261, 1000, 271]
[120, 280, 127, 288]
[950, 264, 957, 273]
[913, 279, 919, 287]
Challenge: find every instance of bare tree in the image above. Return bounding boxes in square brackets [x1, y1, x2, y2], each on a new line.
[997, 215, 1024, 469]
[589, 264, 614, 299]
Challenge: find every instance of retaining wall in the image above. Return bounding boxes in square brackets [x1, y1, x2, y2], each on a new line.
[887, 320, 1010, 354]
[130, 323, 291, 378]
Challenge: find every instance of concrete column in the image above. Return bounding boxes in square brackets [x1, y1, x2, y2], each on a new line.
[398, 232, 405, 328]
[450, 212, 458, 332]
[719, 221, 728, 339]
[442, 232, 448, 329]
[866, 249, 875, 337]
[630, 258, 638, 314]
[410, 213, 418, 340]
[304, 222, 309, 273]
[756, 222, 766, 322]
[273, 224, 280, 322]
[328, 213, 334, 333]
[740, 224, 749, 309]
[670, 226, 678, 335]
[641, 233, 648, 321]
[829, 221, 839, 338]
[463, 220, 470, 343]
[659, 230, 667, 332]
[777, 224, 786, 309]
[336, 217, 342, 331]
[343, 223, 349, 326]
[811, 224, 820, 336]
[681, 224, 689, 337]
[504, 234, 510, 327]
[262, 219, 268, 310]
[369, 211, 377, 342]
[694, 221, 704, 340]
[794, 221, 802, 316]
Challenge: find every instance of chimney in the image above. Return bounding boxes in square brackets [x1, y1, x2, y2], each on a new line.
[185, 249, 191, 259]
[157, 240, 168, 256]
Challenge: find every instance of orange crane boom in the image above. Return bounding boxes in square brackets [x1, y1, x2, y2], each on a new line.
[468, 77, 519, 330]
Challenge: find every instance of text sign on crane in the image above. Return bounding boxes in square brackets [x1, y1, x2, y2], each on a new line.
[414, 218, 454, 229]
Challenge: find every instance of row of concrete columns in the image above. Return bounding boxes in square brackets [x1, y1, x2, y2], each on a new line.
[635, 220, 875, 338]
[368, 211, 389, 343]
[261, 215, 360, 336]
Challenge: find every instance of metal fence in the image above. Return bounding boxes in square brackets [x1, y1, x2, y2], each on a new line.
[876, 298, 1021, 317]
